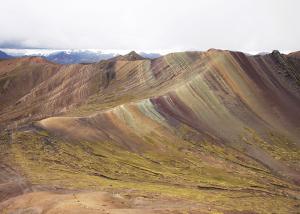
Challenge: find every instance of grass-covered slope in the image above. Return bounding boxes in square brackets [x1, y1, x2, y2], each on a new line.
[1, 127, 299, 213]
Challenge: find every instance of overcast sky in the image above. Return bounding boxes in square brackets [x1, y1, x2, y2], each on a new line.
[0, 0, 299, 53]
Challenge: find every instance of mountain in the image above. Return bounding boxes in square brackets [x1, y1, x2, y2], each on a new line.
[139, 52, 161, 59]
[111, 51, 146, 61]
[0, 50, 13, 59]
[46, 50, 159, 64]
[45, 50, 116, 64]
[0, 49, 299, 213]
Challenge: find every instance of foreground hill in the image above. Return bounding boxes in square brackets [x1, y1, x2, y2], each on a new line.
[0, 50, 299, 213]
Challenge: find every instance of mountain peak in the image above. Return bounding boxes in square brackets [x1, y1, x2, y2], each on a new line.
[122, 51, 145, 60]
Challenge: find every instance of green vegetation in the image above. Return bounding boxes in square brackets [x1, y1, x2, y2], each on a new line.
[2, 128, 298, 213]
[0, 130, 10, 143]
[243, 128, 300, 170]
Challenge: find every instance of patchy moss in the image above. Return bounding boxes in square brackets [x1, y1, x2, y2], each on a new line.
[0, 130, 10, 143]
[242, 128, 300, 170]
[4, 129, 299, 214]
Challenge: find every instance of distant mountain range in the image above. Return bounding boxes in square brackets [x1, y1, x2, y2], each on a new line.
[0, 50, 13, 59]
[0, 49, 161, 64]
[45, 50, 116, 64]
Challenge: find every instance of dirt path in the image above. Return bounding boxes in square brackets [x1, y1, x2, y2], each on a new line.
[0, 191, 209, 214]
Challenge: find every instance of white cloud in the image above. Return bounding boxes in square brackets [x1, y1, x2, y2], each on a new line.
[0, 0, 299, 52]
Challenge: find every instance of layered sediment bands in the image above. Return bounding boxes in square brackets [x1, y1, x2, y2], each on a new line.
[1, 50, 300, 213]
[38, 50, 300, 147]
[0, 52, 196, 128]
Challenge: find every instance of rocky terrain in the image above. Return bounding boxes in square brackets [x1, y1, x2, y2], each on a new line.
[0, 49, 299, 213]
